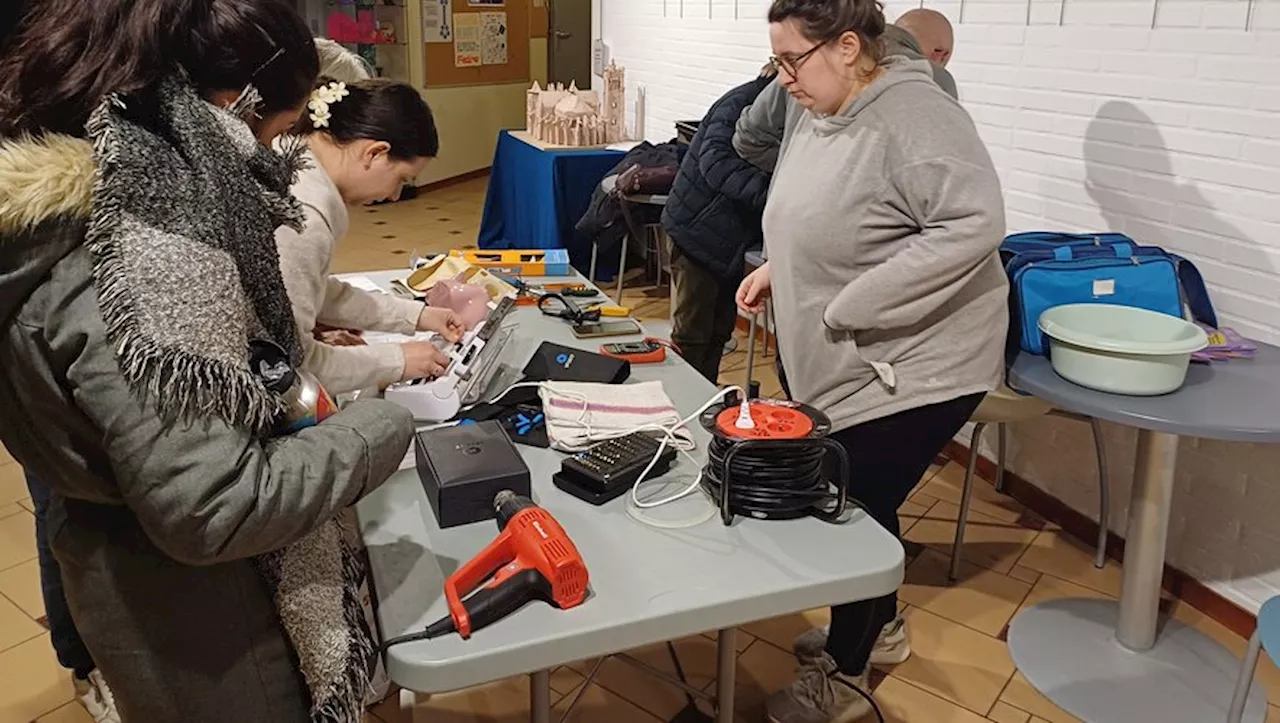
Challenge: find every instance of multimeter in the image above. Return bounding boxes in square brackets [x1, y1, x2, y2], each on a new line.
[599, 338, 675, 364]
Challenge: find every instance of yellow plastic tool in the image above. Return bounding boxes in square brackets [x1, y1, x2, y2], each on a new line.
[585, 303, 631, 317]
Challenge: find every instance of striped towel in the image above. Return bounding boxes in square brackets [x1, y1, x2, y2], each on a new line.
[539, 381, 693, 452]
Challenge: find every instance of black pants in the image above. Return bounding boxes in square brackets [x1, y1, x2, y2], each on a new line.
[669, 245, 740, 384]
[822, 394, 983, 675]
[26, 473, 96, 677]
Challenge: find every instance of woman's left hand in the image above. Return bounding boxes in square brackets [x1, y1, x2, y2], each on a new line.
[315, 326, 366, 347]
[418, 306, 465, 342]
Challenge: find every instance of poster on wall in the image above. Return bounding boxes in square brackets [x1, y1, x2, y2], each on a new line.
[479, 11, 508, 65]
[452, 13, 482, 67]
[422, 0, 452, 43]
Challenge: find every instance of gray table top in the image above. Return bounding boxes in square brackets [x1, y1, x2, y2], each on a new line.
[1009, 341, 1280, 443]
[347, 269, 904, 694]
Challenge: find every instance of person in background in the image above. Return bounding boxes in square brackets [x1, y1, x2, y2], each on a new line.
[895, 8, 956, 93]
[24, 475, 119, 721]
[660, 63, 778, 383]
[733, 0, 1008, 720]
[276, 76, 464, 395]
[0, 1, 414, 721]
[310, 36, 378, 348]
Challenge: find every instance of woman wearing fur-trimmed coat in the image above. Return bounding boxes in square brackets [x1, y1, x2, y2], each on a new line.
[0, 2, 412, 721]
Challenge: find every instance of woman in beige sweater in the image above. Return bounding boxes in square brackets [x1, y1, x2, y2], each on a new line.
[276, 77, 464, 394]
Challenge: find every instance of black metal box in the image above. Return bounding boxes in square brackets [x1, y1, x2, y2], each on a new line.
[414, 421, 531, 529]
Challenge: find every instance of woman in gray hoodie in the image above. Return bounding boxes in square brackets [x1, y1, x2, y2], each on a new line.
[733, 1, 1009, 721]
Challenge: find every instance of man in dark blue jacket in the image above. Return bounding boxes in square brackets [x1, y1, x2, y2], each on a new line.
[661, 65, 776, 383]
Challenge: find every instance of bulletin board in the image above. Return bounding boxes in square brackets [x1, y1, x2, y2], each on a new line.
[425, 1, 530, 88]
[531, 2, 547, 38]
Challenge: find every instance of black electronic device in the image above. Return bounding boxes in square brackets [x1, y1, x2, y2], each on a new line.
[570, 319, 643, 339]
[521, 342, 631, 384]
[553, 432, 678, 505]
[414, 421, 532, 528]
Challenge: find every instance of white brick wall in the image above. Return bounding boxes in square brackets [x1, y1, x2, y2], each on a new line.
[596, 0, 1280, 613]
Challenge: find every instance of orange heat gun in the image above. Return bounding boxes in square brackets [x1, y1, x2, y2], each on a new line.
[381, 491, 589, 649]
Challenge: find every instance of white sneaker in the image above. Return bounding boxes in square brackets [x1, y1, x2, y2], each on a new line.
[74, 669, 121, 723]
[766, 652, 878, 723]
[793, 616, 912, 667]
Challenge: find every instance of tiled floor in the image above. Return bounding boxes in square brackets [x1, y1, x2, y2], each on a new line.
[2, 181, 1279, 723]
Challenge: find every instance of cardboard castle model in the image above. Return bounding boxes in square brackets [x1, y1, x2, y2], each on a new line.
[525, 61, 627, 147]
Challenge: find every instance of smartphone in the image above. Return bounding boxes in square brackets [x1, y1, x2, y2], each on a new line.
[601, 341, 655, 355]
[570, 319, 643, 339]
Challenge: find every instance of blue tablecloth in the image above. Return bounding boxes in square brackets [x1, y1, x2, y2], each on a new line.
[478, 130, 623, 273]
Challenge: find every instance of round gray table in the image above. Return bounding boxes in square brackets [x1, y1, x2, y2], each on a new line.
[1007, 343, 1280, 723]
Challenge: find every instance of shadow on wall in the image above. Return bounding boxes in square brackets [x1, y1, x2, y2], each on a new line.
[1030, 101, 1280, 594]
[1083, 100, 1279, 341]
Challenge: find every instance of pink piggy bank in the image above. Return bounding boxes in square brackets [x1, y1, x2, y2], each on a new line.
[427, 272, 491, 330]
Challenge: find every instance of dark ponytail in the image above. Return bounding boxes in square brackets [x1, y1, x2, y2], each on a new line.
[0, 0, 318, 137]
[0, 0, 29, 56]
[299, 78, 440, 161]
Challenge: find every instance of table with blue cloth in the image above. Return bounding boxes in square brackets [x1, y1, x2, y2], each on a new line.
[478, 130, 623, 276]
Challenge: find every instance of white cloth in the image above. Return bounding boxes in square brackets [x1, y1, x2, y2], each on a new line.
[539, 381, 693, 452]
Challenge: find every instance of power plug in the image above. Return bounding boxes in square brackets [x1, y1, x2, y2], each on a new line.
[734, 398, 755, 430]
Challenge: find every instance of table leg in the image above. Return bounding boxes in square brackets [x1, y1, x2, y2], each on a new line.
[530, 669, 552, 723]
[1006, 429, 1269, 722]
[715, 628, 737, 723]
[1118, 429, 1178, 650]
[615, 234, 629, 304]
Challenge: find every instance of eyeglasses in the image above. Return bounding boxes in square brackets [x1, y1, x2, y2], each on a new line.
[769, 41, 825, 77]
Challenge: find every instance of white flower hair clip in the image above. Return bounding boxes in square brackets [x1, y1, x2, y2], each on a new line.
[308, 81, 350, 129]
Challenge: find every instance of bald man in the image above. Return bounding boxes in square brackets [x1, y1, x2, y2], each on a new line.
[733, 9, 960, 173]
[896, 8, 956, 95]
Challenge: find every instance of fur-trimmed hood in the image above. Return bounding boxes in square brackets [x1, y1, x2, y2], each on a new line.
[0, 134, 96, 234]
[0, 133, 96, 329]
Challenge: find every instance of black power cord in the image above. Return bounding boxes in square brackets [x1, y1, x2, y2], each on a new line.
[379, 614, 457, 651]
[832, 673, 886, 723]
[701, 436, 865, 525]
[537, 292, 600, 324]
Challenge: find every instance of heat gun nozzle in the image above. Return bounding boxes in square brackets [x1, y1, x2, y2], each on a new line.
[493, 490, 518, 509]
[494, 489, 535, 529]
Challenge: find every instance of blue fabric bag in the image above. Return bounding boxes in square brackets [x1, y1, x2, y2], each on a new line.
[1002, 232, 1218, 329]
[1002, 234, 1189, 355]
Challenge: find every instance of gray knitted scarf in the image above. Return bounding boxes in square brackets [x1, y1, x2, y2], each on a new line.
[85, 77, 373, 723]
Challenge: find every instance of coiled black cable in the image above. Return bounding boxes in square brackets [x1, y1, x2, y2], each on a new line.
[700, 436, 862, 525]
